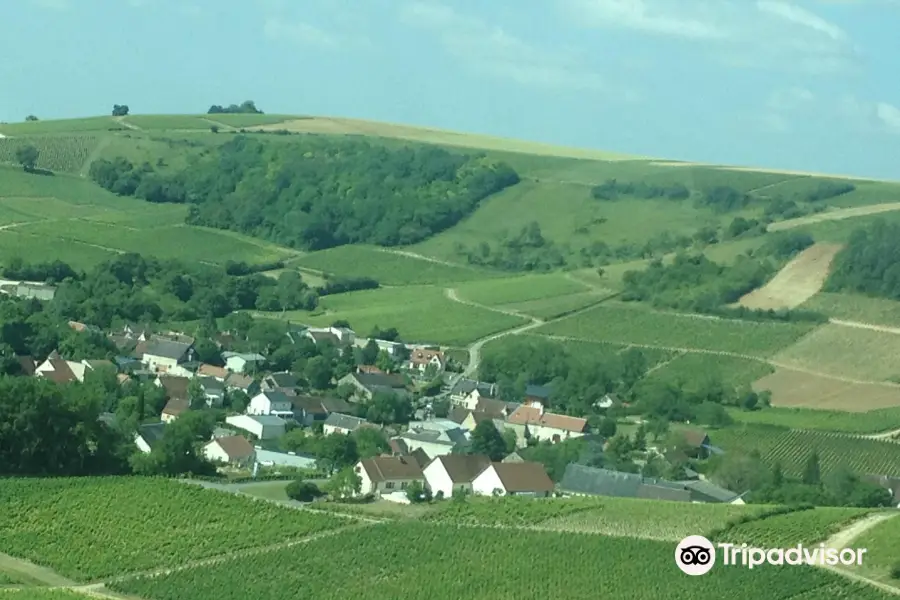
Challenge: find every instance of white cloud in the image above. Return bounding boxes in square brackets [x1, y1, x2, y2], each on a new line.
[560, 0, 859, 73]
[263, 18, 340, 49]
[400, 2, 625, 94]
[876, 102, 900, 133]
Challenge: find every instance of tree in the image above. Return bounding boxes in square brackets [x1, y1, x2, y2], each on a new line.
[802, 451, 821, 486]
[502, 428, 518, 453]
[25, 115, 38, 121]
[304, 356, 334, 389]
[210, 125, 219, 134]
[188, 378, 206, 409]
[365, 392, 412, 425]
[710, 453, 768, 495]
[633, 423, 647, 451]
[112, 104, 130, 117]
[360, 339, 379, 365]
[595, 417, 617, 438]
[469, 421, 507, 461]
[316, 433, 358, 473]
[15, 145, 39, 172]
[130, 411, 215, 476]
[353, 427, 389, 459]
[405, 480, 430, 503]
[324, 467, 362, 500]
[286, 480, 324, 502]
[375, 350, 394, 373]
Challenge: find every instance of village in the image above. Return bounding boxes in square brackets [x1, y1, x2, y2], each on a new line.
[15, 315, 746, 506]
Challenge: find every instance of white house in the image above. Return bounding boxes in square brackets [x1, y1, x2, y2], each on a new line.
[392, 425, 468, 460]
[505, 405, 588, 444]
[355, 456, 425, 497]
[305, 326, 355, 347]
[222, 351, 266, 374]
[408, 348, 445, 372]
[354, 337, 405, 356]
[422, 454, 492, 499]
[323, 413, 371, 436]
[449, 380, 498, 408]
[225, 415, 286, 440]
[246, 391, 294, 418]
[139, 337, 194, 375]
[203, 435, 255, 467]
[471, 462, 555, 497]
[134, 423, 166, 454]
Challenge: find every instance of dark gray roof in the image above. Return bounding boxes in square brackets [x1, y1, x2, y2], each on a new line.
[267, 372, 299, 388]
[352, 372, 405, 389]
[198, 376, 225, 392]
[137, 423, 166, 449]
[559, 464, 690, 502]
[525, 384, 553, 399]
[260, 390, 293, 405]
[143, 338, 192, 361]
[677, 479, 741, 503]
[324, 413, 368, 431]
[451, 379, 496, 397]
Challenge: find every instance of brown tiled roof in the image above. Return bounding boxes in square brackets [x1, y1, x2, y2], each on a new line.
[682, 429, 709, 448]
[432, 454, 492, 483]
[410, 348, 444, 366]
[40, 359, 78, 384]
[320, 397, 354, 414]
[198, 364, 229, 379]
[388, 438, 409, 455]
[158, 375, 190, 400]
[225, 372, 254, 390]
[68, 321, 89, 332]
[214, 435, 255, 460]
[407, 448, 430, 469]
[162, 397, 189, 417]
[357, 364, 387, 375]
[360, 456, 423, 482]
[17, 356, 36, 376]
[489, 462, 554, 493]
[474, 397, 517, 416]
[506, 406, 587, 433]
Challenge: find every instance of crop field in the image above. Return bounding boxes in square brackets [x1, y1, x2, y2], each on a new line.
[802, 292, 900, 328]
[854, 514, 900, 580]
[0, 231, 118, 269]
[0, 117, 118, 135]
[647, 352, 775, 389]
[502, 291, 613, 319]
[535, 304, 817, 357]
[727, 405, 900, 434]
[454, 272, 589, 306]
[711, 424, 900, 478]
[752, 368, 900, 412]
[109, 521, 894, 600]
[0, 167, 129, 206]
[773, 324, 900, 382]
[0, 135, 100, 173]
[716, 508, 874, 548]
[273, 285, 527, 346]
[122, 115, 212, 130]
[493, 334, 676, 370]
[737, 243, 841, 311]
[208, 114, 296, 128]
[292, 246, 497, 285]
[0, 477, 345, 581]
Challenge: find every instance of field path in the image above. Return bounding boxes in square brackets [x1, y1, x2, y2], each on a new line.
[768, 202, 900, 232]
[377, 248, 479, 270]
[202, 117, 238, 131]
[737, 243, 842, 310]
[0, 552, 78, 587]
[815, 512, 900, 596]
[114, 116, 142, 131]
[830, 318, 900, 335]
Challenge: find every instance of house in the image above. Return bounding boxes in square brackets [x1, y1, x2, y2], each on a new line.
[203, 435, 256, 467]
[449, 398, 520, 430]
[262, 372, 299, 395]
[386, 441, 431, 468]
[356, 337, 405, 356]
[677, 479, 744, 504]
[34, 356, 79, 384]
[156, 375, 190, 401]
[679, 429, 713, 459]
[225, 414, 287, 440]
[138, 336, 194, 375]
[408, 348, 445, 372]
[502, 452, 525, 463]
[68, 321, 101, 334]
[254, 448, 318, 470]
[323, 413, 371, 435]
[224, 372, 259, 396]
[355, 456, 425, 497]
[449, 379, 498, 407]
[197, 363, 229, 380]
[134, 422, 166, 453]
[471, 462, 555, 497]
[247, 391, 295, 418]
[523, 384, 553, 405]
[161, 398, 190, 423]
[423, 454, 492, 498]
[558, 464, 692, 502]
[595, 393, 618, 410]
[337, 372, 407, 401]
[121, 322, 153, 341]
[15, 282, 56, 301]
[357, 364, 388, 375]
[197, 376, 225, 407]
[222, 351, 266, 374]
[393, 425, 468, 459]
[505, 404, 588, 444]
[305, 326, 355, 347]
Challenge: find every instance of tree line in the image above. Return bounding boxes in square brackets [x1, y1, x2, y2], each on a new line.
[208, 101, 263, 114]
[826, 220, 900, 300]
[88, 135, 520, 251]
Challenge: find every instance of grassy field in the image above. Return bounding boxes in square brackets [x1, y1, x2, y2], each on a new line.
[535, 304, 817, 357]
[122, 115, 213, 130]
[854, 514, 900, 584]
[207, 114, 297, 128]
[109, 520, 894, 600]
[647, 352, 775, 389]
[711, 424, 900, 478]
[291, 246, 499, 285]
[0, 477, 344, 581]
[727, 405, 900, 433]
[454, 272, 589, 306]
[773, 324, 900, 382]
[236, 481, 291, 502]
[489, 334, 677, 371]
[502, 291, 614, 319]
[267, 285, 528, 346]
[0, 117, 119, 135]
[802, 292, 900, 327]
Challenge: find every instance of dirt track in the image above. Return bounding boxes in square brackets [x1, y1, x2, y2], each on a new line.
[768, 202, 900, 232]
[738, 243, 842, 310]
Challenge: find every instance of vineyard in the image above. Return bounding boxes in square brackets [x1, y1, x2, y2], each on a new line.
[711, 424, 900, 478]
[0, 135, 100, 173]
[712, 507, 874, 547]
[422, 496, 610, 526]
[855, 513, 900, 577]
[0, 477, 346, 581]
[0, 592, 96, 600]
[728, 405, 900, 434]
[109, 521, 897, 600]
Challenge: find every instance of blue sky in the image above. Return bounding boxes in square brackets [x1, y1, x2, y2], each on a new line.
[1, 0, 899, 178]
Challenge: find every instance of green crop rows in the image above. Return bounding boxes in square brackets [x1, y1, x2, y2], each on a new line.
[0, 135, 100, 173]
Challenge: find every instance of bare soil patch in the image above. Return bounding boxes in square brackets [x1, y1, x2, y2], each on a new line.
[755, 369, 900, 411]
[768, 202, 900, 232]
[738, 243, 842, 310]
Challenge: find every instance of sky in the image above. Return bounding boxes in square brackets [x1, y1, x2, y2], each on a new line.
[1, 0, 899, 179]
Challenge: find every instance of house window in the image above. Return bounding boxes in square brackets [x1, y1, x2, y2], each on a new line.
[400, 482, 408, 489]
[385, 482, 395, 489]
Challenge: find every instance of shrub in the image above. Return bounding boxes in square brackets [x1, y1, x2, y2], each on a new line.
[286, 480, 324, 502]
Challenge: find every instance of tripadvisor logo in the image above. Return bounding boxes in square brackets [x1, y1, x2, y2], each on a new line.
[675, 535, 867, 575]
